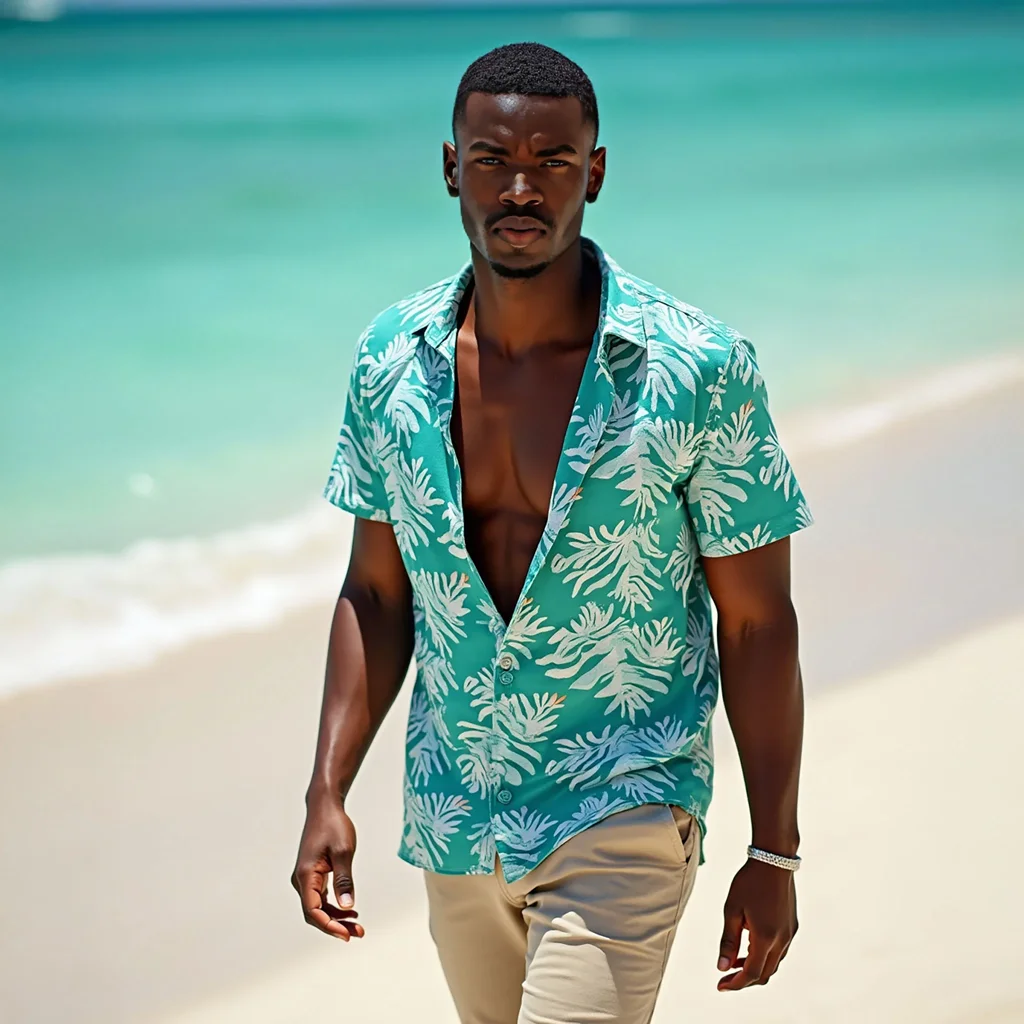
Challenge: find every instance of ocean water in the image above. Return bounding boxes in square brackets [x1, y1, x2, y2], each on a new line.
[2, 4, 1023, 694]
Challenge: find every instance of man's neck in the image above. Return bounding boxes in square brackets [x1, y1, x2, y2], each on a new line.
[465, 238, 600, 356]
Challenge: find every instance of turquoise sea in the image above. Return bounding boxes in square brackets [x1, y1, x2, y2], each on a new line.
[1, 4, 1023, 692]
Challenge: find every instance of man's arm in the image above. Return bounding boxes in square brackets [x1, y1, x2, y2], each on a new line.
[291, 517, 414, 941]
[702, 536, 803, 990]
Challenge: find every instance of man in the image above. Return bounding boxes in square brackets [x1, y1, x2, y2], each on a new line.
[293, 42, 811, 1024]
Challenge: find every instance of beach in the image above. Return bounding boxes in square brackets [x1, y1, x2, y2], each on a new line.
[3, 6, 1024, 1022]
[2, 378, 1022, 1024]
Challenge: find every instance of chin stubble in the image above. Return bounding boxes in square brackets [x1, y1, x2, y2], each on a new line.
[488, 260, 552, 280]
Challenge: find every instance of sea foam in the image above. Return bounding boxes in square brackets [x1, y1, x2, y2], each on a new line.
[0, 504, 351, 698]
[2, 352, 1021, 699]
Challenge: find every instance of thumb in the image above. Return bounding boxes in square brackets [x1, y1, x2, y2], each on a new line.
[719, 906, 744, 971]
[331, 845, 355, 910]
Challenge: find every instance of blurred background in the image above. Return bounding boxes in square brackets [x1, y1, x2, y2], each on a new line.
[1, 2, 1022, 1022]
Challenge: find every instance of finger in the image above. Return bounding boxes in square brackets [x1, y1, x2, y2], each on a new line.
[321, 900, 364, 936]
[302, 903, 362, 941]
[320, 896, 365, 938]
[331, 846, 356, 911]
[296, 865, 328, 915]
[718, 907, 744, 971]
[718, 932, 770, 991]
[757, 945, 784, 985]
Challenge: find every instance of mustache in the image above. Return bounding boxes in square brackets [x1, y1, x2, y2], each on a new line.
[485, 210, 554, 231]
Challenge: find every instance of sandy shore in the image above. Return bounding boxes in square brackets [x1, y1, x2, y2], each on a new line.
[1, 382, 1022, 1023]
[159, 614, 1024, 1024]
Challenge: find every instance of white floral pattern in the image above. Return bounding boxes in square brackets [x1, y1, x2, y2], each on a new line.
[324, 239, 812, 882]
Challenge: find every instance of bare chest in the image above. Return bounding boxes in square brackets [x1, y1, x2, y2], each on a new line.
[451, 334, 591, 518]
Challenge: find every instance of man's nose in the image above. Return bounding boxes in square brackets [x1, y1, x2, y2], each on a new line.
[499, 171, 542, 207]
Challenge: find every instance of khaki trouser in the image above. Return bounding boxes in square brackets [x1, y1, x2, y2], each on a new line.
[424, 802, 702, 1024]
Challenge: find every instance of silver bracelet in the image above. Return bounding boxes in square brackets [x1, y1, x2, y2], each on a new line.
[747, 845, 801, 872]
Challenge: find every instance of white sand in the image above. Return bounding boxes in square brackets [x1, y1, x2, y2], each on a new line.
[160, 615, 1024, 1024]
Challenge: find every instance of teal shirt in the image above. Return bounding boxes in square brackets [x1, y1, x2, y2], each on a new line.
[325, 240, 812, 881]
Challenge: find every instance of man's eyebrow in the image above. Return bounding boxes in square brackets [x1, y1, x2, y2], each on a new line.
[536, 144, 578, 157]
[467, 141, 510, 155]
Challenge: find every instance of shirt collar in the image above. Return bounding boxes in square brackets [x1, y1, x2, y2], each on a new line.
[417, 238, 649, 357]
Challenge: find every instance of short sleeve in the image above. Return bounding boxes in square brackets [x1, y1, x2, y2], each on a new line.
[323, 355, 392, 522]
[685, 337, 812, 556]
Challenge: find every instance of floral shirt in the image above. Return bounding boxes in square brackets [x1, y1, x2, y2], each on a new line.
[324, 239, 812, 881]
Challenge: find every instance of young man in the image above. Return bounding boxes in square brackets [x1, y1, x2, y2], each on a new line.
[293, 43, 811, 1024]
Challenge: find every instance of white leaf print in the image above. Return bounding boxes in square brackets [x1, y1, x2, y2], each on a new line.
[607, 763, 677, 801]
[501, 602, 553, 669]
[493, 807, 559, 879]
[551, 521, 666, 615]
[539, 605, 683, 721]
[553, 793, 630, 841]
[438, 502, 468, 560]
[402, 782, 472, 870]
[358, 332, 420, 413]
[538, 483, 580, 554]
[411, 570, 470, 660]
[324, 422, 378, 512]
[467, 819, 496, 871]
[680, 608, 711, 685]
[564, 403, 608, 474]
[474, 600, 506, 642]
[394, 277, 456, 327]
[415, 633, 458, 702]
[544, 715, 698, 794]
[688, 400, 760, 535]
[592, 414, 703, 518]
[667, 527, 698, 595]
[407, 688, 451, 785]
[701, 523, 775, 557]
[634, 304, 725, 413]
[758, 424, 795, 499]
[383, 453, 445, 558]
[456, 684, 565, 794]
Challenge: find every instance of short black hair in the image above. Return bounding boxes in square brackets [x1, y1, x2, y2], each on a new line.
[453, 42, 598, 144]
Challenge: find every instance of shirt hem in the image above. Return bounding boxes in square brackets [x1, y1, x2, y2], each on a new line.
[321, 487, 392, 523]
[697, 505, 813, 557]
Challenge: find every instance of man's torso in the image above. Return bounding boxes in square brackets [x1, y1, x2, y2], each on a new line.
[452, 282, 596, 625]
[324, 240, 812, 880]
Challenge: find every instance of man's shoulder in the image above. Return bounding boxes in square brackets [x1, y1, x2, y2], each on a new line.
[610, 258, 745, 372]
[355, 273, 462, 359]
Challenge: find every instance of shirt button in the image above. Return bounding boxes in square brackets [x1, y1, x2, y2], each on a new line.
[496, 789, 513, 805]
[499, 670, 514, 686]
[498, 655, 513, 671]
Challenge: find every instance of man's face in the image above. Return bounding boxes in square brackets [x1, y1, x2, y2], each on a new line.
[444, 92, 606, 278]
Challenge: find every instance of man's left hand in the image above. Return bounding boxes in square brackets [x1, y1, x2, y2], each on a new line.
[716, 858, 798, 991]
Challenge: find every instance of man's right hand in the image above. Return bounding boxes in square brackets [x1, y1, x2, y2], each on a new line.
[291, 792, 364, 941]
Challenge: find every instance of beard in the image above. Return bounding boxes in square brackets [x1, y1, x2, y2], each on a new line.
[488, 259, 552, 280]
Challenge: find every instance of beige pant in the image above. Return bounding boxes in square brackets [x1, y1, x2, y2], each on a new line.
[424, 803, 701, 1024]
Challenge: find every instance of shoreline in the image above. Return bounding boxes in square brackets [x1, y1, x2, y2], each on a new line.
[2, 348, 1022, 702]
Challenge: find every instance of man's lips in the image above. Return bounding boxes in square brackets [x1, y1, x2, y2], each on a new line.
[492, 217, 548, 249]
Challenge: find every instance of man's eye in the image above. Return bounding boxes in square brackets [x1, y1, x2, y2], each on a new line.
[477, 157, 502, 166]
[542, 160, 569, 168]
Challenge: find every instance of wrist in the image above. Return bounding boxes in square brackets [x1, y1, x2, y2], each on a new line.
[305, 776, 345, 808]
[750, 829, 800, 859]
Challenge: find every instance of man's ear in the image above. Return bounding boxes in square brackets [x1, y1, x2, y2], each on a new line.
[442, 141, 459, 197]
[585, 145, 607, 204]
